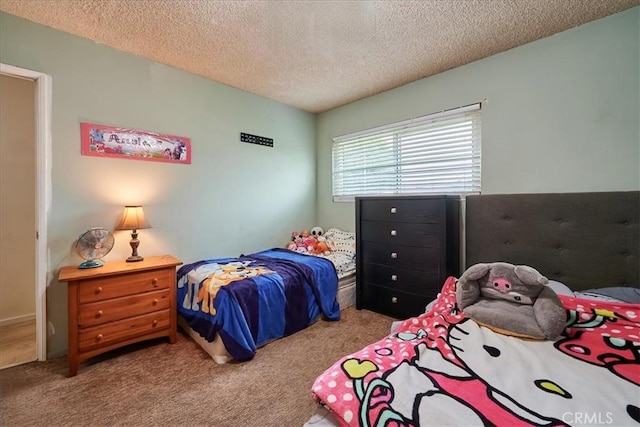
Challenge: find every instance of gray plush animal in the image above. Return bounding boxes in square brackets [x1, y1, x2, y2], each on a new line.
[456, 262, 566, 340]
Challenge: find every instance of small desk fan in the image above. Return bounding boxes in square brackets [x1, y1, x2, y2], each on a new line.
[75, 227, 115, 269]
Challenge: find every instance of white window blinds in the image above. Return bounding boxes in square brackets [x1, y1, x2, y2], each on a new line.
[332, 103, 481, 201]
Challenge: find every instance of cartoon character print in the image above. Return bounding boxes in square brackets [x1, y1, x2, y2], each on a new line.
[555, 296, 640, 387]
[180, 261, 274, 315]
[89, 128, 105, 143]
[445, 318, 639, 426]
[319, 278, 520, 427]
[172, 141, 187, 160]
[314, 277, 487, 426]
[380, 320, 565, 426]
[312, 277, 640, 427]
[89, 128, 106, 153]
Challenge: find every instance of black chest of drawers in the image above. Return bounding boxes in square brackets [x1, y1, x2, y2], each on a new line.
[355, 196, 460, 318]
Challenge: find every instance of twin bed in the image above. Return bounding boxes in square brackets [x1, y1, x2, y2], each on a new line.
[308, 191, 639, 426]
[176, 228, 356, 364]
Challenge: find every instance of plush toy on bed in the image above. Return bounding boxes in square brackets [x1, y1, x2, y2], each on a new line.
[310, 226, 324, 238]
[313, 235, 331, 255]
[286, 231, 308, 253]
[456, 262, 566, 340]
[309, 226, 330, 255]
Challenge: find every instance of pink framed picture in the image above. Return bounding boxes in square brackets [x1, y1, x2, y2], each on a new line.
[80, 122, 191, 165]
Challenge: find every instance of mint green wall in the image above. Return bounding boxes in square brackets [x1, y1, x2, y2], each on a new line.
[0, 12, 317, 357]
[317, 7, 640, 232]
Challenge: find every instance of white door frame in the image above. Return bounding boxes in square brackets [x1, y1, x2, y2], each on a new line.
[0, 63, 51, 361]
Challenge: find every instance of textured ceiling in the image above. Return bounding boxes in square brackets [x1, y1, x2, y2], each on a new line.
[1, 0, 638, 113]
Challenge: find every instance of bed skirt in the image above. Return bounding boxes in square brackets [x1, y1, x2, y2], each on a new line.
[336, 272, 356, 310]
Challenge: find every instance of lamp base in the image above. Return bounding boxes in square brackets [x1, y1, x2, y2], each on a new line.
[126, 255, 144, 262]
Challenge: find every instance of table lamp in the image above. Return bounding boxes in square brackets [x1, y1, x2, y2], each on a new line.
[115, 205, 152, 262]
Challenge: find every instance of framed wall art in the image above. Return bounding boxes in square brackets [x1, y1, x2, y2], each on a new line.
[80, 122, 191, 165]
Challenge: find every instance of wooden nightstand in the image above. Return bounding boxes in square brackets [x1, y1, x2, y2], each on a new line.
[58, 255, 183, 377]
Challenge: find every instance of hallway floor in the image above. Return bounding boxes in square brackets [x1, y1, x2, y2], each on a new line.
[0, 319, 36, 369]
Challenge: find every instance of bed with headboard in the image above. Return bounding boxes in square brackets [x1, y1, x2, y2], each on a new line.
[307, 191, 639, 427]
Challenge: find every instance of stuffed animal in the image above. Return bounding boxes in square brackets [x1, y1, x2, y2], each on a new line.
[303, 236, 317, 253]
[456, 262, 566, 340]
[286, 231, 298, 251]
[311, 226, 324, 238]
[286, 231, 308, 253]
[286, 228, 332, 255]
[313, 235, 331, 255]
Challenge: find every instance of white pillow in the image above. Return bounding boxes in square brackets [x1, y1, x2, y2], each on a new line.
[324, 228, 356, 258]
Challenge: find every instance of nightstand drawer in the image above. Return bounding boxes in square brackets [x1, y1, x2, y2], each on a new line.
[360, 241, 440, 272]
[361, 262, 441, 294]
[362, 285, 433, 319]
[359, 198, 444, 223]
[360, 221, 442, 247]
[78, 309, 171, 352]
[78, 289, 171, 327]
[78, 269, 173, 303]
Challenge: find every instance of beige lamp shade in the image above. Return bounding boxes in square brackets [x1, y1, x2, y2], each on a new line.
[116, 206, 151, 262]
[115, 206, 152, 231]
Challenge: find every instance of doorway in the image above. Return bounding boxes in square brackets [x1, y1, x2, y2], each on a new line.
[0, 73, 36, 368]
[0, 63, 51, 366]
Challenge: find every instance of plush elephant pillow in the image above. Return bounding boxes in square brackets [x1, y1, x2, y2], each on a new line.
[456, 262, 566, 340]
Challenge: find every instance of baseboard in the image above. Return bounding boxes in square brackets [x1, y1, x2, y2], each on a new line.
[47, 349, 66, 359]
[0, 313, 36, 327]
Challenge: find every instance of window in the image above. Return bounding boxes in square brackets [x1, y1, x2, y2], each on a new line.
[332, 103, 481, 201]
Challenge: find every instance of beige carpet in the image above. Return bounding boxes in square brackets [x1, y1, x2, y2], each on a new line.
[0, 307, 393, 426]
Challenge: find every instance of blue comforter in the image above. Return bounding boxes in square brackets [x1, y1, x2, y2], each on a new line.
[177, 248, 340, 361]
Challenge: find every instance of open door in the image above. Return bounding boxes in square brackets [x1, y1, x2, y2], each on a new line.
[0, 63, 51, 365]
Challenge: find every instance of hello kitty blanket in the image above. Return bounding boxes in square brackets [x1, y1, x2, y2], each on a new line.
[311, 277, 640, 426]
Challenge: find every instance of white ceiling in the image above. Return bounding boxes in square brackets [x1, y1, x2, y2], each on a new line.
[1, 0, 637, 113]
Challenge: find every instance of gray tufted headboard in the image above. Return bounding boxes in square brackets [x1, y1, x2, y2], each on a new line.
[465, 191, 639, 291]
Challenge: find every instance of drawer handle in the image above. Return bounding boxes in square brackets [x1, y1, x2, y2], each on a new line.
[151, 278, 158, 286]
[95, 287, 103, 295]
[390, 230, 397, 236]
[391, 274, 397, 281]
[390, 252, 398, 259]
[390, 207, 397, 214]
[96, 333, 103, 341]
[152, 320, 158, 327]
[152, 299, 159, 306]
[96, 310, 103, 318]
[391, 296, 398, 304]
